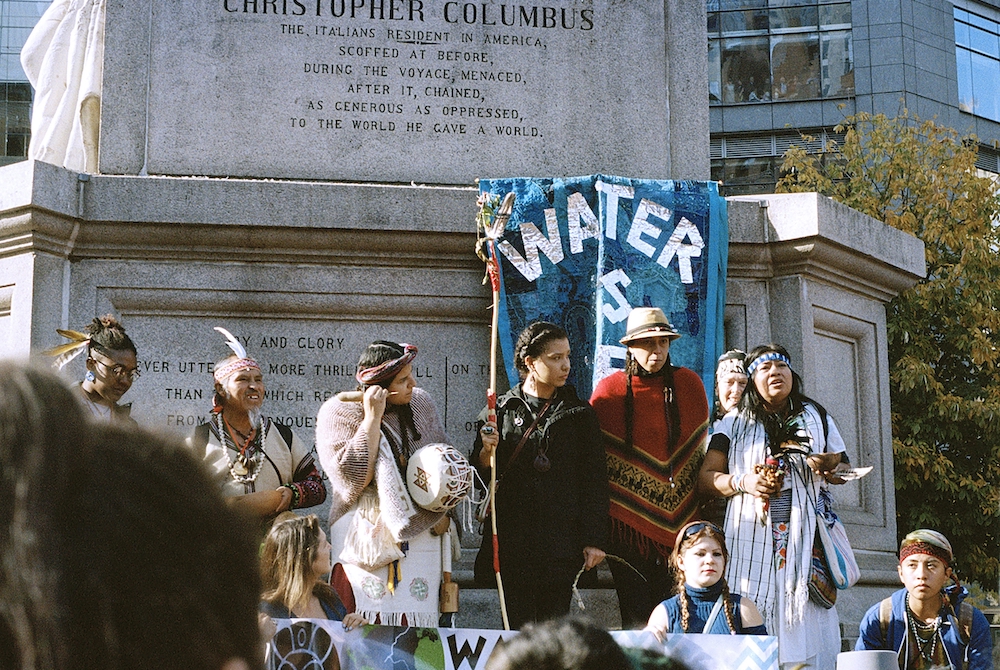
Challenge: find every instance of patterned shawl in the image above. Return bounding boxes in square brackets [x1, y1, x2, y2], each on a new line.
[720, 402, 833, 631]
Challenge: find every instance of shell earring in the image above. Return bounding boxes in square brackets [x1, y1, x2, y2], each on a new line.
[85, 370, 96, 382]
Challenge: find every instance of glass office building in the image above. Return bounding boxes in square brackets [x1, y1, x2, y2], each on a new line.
[1, 1, 46, 167]
[710, 0, 1000, 193]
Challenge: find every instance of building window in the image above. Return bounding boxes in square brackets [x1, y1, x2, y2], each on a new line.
[1, 82, 29, 162]
[708, 0, 853, 105]
[955, 4, 1000, 123]
[1, 0, 49, 166]
[711, 129, 843, 195]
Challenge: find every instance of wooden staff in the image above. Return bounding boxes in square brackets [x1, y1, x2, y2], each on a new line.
[477, 191, 514, 630]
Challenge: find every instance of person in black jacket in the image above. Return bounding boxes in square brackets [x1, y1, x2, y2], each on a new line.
[473, 321, 609, 629]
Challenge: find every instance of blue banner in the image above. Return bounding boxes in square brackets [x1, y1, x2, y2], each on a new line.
[478, 176, 728, 399]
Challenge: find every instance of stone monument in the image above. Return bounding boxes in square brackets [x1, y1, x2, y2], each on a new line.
[0, 0, 926, 634]
[0, 0, 711, 441]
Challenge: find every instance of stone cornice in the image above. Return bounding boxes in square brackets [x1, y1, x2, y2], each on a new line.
[0, 161, 483, 267]
[726, 193, 926, 303]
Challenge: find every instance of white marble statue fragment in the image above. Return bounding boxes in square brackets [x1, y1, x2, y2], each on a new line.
[20, 0, 106, 173]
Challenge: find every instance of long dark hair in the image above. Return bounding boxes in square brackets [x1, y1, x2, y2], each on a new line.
[739, 344, 807, 421]
[356, 341, 421, 454]
[739, 343, 836, 454]
[623, 350, 679, 451]
[513, 322, 568, 377]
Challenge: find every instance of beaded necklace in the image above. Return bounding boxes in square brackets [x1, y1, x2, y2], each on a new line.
[905, 593, 943, 664]
[216, 411, 265, 493]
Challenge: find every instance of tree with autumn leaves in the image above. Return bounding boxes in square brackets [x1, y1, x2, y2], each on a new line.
[777, 110, 1000, 589]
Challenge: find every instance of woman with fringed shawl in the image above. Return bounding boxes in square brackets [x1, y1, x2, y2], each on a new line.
[699, 344, 849, 670]
[316, 341, 451, 627]
[590, 307, 710, 629]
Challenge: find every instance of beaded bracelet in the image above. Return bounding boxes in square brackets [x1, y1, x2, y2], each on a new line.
[283, 484, 300, 509]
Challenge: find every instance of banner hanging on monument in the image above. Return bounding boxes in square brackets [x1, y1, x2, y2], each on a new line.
[478, 176, 728, 399]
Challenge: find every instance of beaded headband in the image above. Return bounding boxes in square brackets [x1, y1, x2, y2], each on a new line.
[212, 326, 261, 383]
[746, 352, 791, 378]
[356, 343, 417, 385]
[213, 357, 260, 384]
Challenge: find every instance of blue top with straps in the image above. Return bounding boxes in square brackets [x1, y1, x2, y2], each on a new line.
[659, 581, 768, 635]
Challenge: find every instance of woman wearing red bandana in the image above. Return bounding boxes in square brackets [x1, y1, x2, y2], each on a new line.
[316, 341, 452, 627]
[187, 328, 326, 528]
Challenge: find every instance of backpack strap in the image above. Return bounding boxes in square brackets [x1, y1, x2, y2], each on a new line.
[957, 601, 973, 646]
[879, 597, 893, 648]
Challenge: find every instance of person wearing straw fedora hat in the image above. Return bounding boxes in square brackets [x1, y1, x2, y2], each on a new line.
[590, 307, 710, 629]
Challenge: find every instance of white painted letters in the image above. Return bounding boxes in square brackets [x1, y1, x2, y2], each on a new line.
[566, 192, 600, 253]
[656, 216, 704, 283]
[497, 209, 564, 282]
[599, 268, 633, 323]
[627, 198, 672, 258]
[596, 180, 635, 241]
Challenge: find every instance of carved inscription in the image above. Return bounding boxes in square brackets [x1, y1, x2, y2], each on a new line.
[129, 326, 491, 445]
[221, 2, 597, 141]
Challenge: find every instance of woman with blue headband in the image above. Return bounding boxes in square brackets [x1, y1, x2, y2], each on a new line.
[698, 343, 849, 670]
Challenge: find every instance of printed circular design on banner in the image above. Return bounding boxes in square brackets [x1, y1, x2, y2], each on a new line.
[270, 620, 339, 670]
[362, 576, 386, 601]
[410, 577, 429, 601]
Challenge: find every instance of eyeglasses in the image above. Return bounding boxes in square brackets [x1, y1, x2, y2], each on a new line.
[90, 357, 141, 382]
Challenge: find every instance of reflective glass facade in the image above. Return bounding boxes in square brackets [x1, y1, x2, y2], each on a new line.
[955, 6, 1000, 123]
[1, 0, 46, 166]
[708, 0, 854, 104]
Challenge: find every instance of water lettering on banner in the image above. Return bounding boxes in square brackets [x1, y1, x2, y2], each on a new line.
[478, 175, 729, 399]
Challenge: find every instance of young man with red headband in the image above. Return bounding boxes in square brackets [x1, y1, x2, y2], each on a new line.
[855, 529, 993, 669]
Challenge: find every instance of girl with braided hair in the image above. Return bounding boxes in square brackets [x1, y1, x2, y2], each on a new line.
[590, 307, 710, 629]
[474, 321, 609, 628]
[644, 521, 766, 639]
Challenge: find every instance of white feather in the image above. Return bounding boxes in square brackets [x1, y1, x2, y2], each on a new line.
[214, 327, 247, 360]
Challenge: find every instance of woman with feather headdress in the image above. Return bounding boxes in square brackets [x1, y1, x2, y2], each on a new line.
[45, 315, 140, 424]
[186, 327, 326, 527]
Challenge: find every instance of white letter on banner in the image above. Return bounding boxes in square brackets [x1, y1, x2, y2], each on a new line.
[656, 216, 704, 283]
[496, 209, 565, 282]
[626, 198, 672, 258]
[566, 192, 600, 253]
[596, 181, 635, 241]
[599, 268, 633, 323]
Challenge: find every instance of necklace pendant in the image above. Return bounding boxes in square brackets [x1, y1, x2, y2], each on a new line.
[233, 459, 249, 476]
